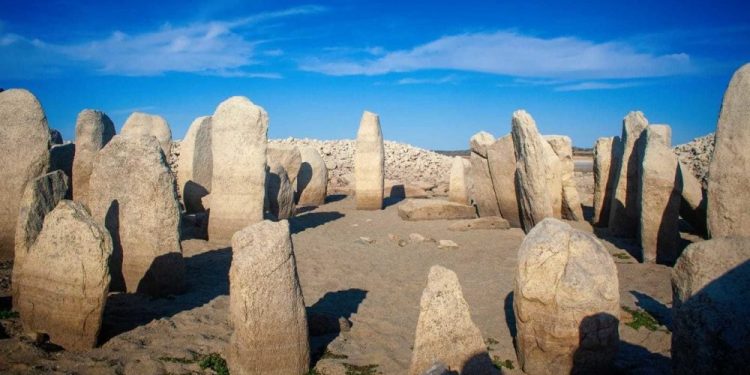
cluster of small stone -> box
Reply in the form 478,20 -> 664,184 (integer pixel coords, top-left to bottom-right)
673,132 -> 715,188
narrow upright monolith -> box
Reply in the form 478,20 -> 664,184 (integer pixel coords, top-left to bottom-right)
355,111 -> 385,210
72,109 -> 116,205
178,116 -> 212,213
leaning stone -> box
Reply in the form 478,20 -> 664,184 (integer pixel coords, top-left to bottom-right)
177,116 -> 212,213
469,150 -> 501,217
448,157 -> 472,205
678,162 -> 707,236
546,135 -> 583,221
469,131 -> 495,158
448,216 -> 510,231
265,164 -> 296,220
0,89 -> 51,259
49,143 -> 75,191
297,146 -> 328,206
227,220 -> 309,374
16,200 -> 112,351
487,134 -> 521,227
707,63 -> 750,237
208,96 -> 268,241
593,137 -> 619,226
12,170 -> 69,306
514,218 -> 619,375
638,127 -> 682,264
121,112 -> 172,157
88,135 -> 185,296
355,111 -> 385,210
608,111 -> 649,237
408,265 -> 492,375
72,109 -> 116,205
268,145 -> 302,186
398,199 -> 476,221
671,237 -> 750,375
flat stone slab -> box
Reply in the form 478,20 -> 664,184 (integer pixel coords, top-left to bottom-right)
448,216 -> 510,231
398,199 -> 476,221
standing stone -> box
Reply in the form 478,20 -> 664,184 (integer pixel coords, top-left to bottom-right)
121,112 -> 172,157
514,218 -> 620,375
0,89 -> 51,259
209,97 -> 268,241
88,135 -> 184,296
469,131 -> 501,217
638,128 -> 682,264
469,131 -> 495,158
487,135 -> 522,227
546,135 -> 584,221
355,111 -> 385,210
227,220 -> 309,375
408,265 -> 493,375
609,111 -> 649,237
511,110 -> 554,232
707,63 -> 750,238
648,124 -> 672,147
267,145 -> 302,186
671,237 -> 750,374
297,146 -> 328,206
448,157 -> 471,205
72,109 -> 116,205
12,170 -> 69,306
678,162 -> 708,236
16,200 -> 112,351
177,116 -> 212,213
49,143 -> 75,190
265,165 -> 296,220
593,137 -> 620,227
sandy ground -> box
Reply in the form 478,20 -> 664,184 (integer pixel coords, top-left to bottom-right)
0,170 -> 676,375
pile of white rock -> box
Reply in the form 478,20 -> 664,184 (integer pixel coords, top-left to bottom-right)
673,132 -> 715,188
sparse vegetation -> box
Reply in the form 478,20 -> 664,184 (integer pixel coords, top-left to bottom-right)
622,306 -> 660,331
343,363 -> 380,375
612,252 -> 631,260
0,310 -> 19,319
492,356 -> 515,370
198,353 -> 229,375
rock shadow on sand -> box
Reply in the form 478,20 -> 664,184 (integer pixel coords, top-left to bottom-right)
307,288 -> 368,365
289,211 -> 345,234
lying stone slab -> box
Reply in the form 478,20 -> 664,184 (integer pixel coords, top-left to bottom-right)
448,216 -> 510,231
398,199 -> 476,221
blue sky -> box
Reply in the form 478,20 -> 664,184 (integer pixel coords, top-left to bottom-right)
1,0 -> 749,149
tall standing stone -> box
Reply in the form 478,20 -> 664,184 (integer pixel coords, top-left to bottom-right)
297,146 -> 328,206
593,137 -> 619,227
648,124 -> 672,147
678,162 -> 708,236
88,135 -> 184,296
49,143 -> 75,190
267,145 -> 302,186
177,116 -> 212,213
355,111 -> 385,210
609,111 -> 649,237
671,237 -> 750,374
469,131 -> 502,217
265,165 -> 296,220
546,135 -> 584,221
209,97 -> 268,241
121,112 -> 173,157
448,156 -> 471,205
16,200 -> 112,351
12,170 -> 69,305
638,127 -> 681,264
408,265 -> 493,375
511,110 -> 554,232
707,63 -> 750,238
227,220 -> 309,374
487,135 -> 522,227
72,109 -> 116,205
0,89 -> 51,259
514,218 -> 620,375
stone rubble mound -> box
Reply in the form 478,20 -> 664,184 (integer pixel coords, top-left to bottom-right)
673,133 -> 714,188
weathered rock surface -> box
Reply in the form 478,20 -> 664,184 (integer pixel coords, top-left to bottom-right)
593,137 -> 619,227
398,199 -> 476,221
209,96 -> 268,241
469,131 -> 495,158
267,145 -> 302,186
0,89 -> 51,259
546,135 -> 583,221
447,216 -> 510,231
408,265 -> 492,375
514,218 -> 619,375
511,110 -> 554,232
16,200 -> 112,351
177,116 -> 212,213
72,109 -> 116,205
707,63 -> 750,238
638,128 -> 681,264
673,133 -> 714,188
648,124 -> 672,147
448,157 -> 471,205
228,220 -> 309,375
678,162 -> 708,236
609,111 -> 649,237
266,165 -> 296,220
385,181 -> 429,199
487,134 -> 521,227
354,111 -> 385,210
88,135 -> 184,296
49,143 -> 75,190
671,237 -> 750,375
297,146 -> 328,206
121,112 -> 172,157
469,152 -> 502,218
12,170 -> 69,305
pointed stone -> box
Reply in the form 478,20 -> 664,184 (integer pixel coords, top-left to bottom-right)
121,112 -> 172,157
178,116 -> 212,213
487,134 -> 521,227
355,111 -> 385,210
228,220 -> 309,375
448,157 -> 471,205
297,146 -> 328,206
593,137 -> 620,227
408,265 -> 493,375
0,89 -> 51,259
609,111 -> 649,237
266,164 -> 296,220
209,97 -> 268,241
72,109 -> 116,205
546,135 -> 584,221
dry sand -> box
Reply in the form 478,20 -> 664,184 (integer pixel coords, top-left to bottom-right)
0,170 -> 675,374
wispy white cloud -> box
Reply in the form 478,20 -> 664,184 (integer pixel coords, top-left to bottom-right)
554,81 -> 643,91
397,75 -> 458,85
301,31 -> 695,80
